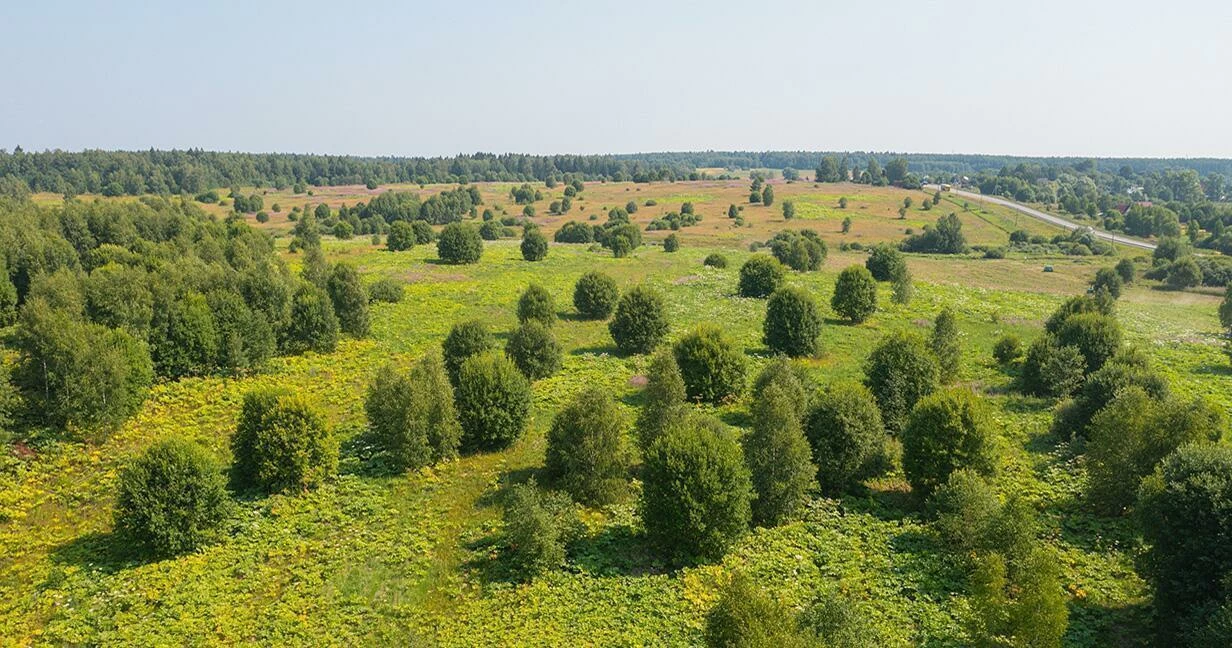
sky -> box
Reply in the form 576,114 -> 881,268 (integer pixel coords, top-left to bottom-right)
2,0 -> 1230,159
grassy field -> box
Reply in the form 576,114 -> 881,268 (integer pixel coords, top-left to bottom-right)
2,183 -> 1225,645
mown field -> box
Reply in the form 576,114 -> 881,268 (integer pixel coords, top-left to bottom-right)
3,181 -> 1227,646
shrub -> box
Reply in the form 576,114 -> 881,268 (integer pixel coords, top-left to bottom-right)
1019,335 -> 1085,397
1054,312 -> 1121,373
368,277 -> 404,303
769,229 -> 827,271
992,335 -> 1022,364
572,271 -> 618,320
502,480 -> 579,581
365,355 -> 461,471
327,262 -> 370,338
207,289 -> 275,374
891,270 -> 914,305
745,380 -> 815,526
545,387 -> 632,505
332,221 -> 353,240
806,381 -> 886,493
738,255 -> 785,298
1166,256 -> 1203,289
1053,350 -> 1170,438
1044,293 -> 1113,334
901,388 -> 996,498
505,321 -> 562,380
554,220 -> 594,243
673,324 -> 746,404
636,350 -> 688,450
662,232 -> 680,252
410,220 -> 434,243
929,308 -> 961,383
1138,445 -> 1232,641
967,547 -> 1069,648
150,291 -> 217,377
455,352 -> 532,452
705,574 -> 803,647
751,357 -> 810,421
285,282 -> 339,354
1086,388 -> 1222,515
1115,257 -> 1136,284
442,319 -> 492,384
115,438 -> 229,557
865,244 -> 907,281
231,388 -> 337,494
863,331 -> 939,433
641,415 -> 752,564
762,286 -> 822,357
387,220 -> 416,251
1092,267 -> 1123,299
1221,285 -> 1232,329
436,223 -> 483,264
516,283 -> 556,327
609,285 -> 669,354
521,228 -> 548,261
703,253 -> 728,268
831,265 -> 878,323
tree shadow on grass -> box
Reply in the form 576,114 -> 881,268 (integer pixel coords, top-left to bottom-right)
567,522 -> 668,578
1065,598 -> 1154,648
1193,363 -> 1232,377
570,342 -> 620,356
49,530 -> 145,576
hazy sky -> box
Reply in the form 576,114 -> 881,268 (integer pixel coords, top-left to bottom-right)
2,0 -> 1230,158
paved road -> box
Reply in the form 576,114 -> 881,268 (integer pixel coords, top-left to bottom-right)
933,186 -> 1156,251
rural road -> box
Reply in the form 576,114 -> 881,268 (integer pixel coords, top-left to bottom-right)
931,186 -> 1157,251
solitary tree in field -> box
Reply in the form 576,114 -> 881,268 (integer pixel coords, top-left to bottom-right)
831,266 -> 878,323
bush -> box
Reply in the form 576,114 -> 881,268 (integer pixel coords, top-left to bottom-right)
891,270 -> 914,305
1054,312 -> 1121,373
115,438 -> 229,557
1092,267 -> 1123,299
1053,350 -> 1170,438
967,547 -> 1069,648
572,271 -> 618,320
1166,256 -> 1203,289
207,290 -> 275,374
410,220 -> 434,243
1044,293 -> 1114,334
333,221 -> 353,240
992,335 -> 1022,364
387,220 -> 416,251
751,357 -> 810,421
327,262 -> 370,338
673,324 -> 746,404
865,244 -> 907,281
901,388 -> 996,498
231,388 -> 337,494
769,229 -> 827,271
738,255 -> 785,298
365,355 -> 461,471
831,265 -> 878,323
609,284 -> 669,354
705,574 -> 803,647
641,415 -> 752,564
442,319 -> 492,384
285,282 -> 340,354
505,321 -> 562,380
516,283 -> 556,327
1115,257 -> 1136,284
1019,335 -> 1086,397
661,232 -> 680,253
762,286 -> 822,357
745,380 -> 815,526
703,253 -> 728,268
806,381 -> 886,493
368,278 -> 404,303
436,223 -> 483,264
502,480 -> 579,581
1086,388 -> 1221,515
863,331 -> 939,433
150,291 -> 217,378
545,387 -> 632,505
636,350 -> 688,450
521,228 -> 548,261
455,352 -> 532,452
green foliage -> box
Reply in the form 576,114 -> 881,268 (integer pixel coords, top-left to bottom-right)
285,282 -> 339,354
1115,257 -> 1136,284
663,233 -> 680,253
442,319 -> 492,385
704,574 -> 804,647
332,221 -> 353,240
502,480 -> 579,581
367,277 -> 404,303
703,253 -> 728,268
328,262 -> 370,338
545,387 -> 632,506
672,324 -> 746,404
641,415 -> 752,565
230,388 -> 337,494
1221,285 -> 1232,330
84,262 -> 153,336
365,354 -> 461,472
115,438 -> 229,558
436,223 -> 483,264
505,321 -> 562,380
769,229 -> 827,271
386,221 -> 416,251
636,350 -> 688,451
930,308 -> 961,383
763,286 -> 822,357
865,244 -> 907,282
521,228 -> 548,262
1020,335 -> 1085,397
992,335 -> 1022,364
517,283 -> 556,327
891,269 -> 914,305
738,255 -> 785,298
150,291 -> 217,378
572,271 -> 619,320
750,357 -> 810,421
902,213 -> 966,254
14,298 -> 153,436
1053,350 -> 1170,438
806,381 -> 886,493
299,244 -> 330,289
863,331 -> 939,433
745,381 -> 815,526
831,265 -> 878,323
1091,267 -> 1123,299
609,284 -> 669,355
454,352 -> 532,452
1054,312 -> 1121,374
1044,293 -> 1113,335
206,289 -> 274,374
966,547 -> 1069,648
1166,256 -> 1203,289
901,388 -> 996,498
1086,387 -> 1222,515
781,200 -> 796,220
